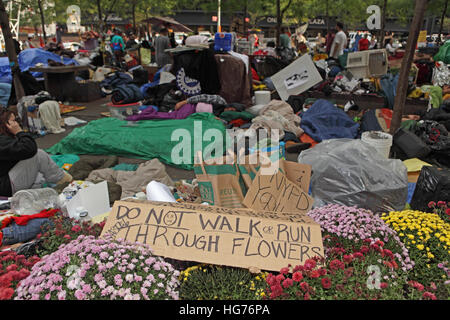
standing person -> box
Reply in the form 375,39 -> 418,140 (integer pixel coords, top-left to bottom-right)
0,110 -> 72,197
169,31 -> 177,48
358,33 -> 369,51
154,28 -> 172,68
329,22 -> 347,59
110,29 -> 126,67
22,35 -> 35,50
125,33 -> 138,49
325,30 -> 335,55
279,27 -> 291,48
56,24 -> 64,44
385,38 -> 397,56
369,34 -> 377,49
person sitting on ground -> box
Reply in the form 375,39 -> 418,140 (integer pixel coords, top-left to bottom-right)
0,110 -> 72,197
385,38 -> 397,56
358,33 -> 369,51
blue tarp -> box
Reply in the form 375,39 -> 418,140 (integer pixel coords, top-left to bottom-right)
18,48 -> 79,78
0,49 -> 79,84
0,57 -> 12,84
300,99 -> 360,142
0,83 -> 12,107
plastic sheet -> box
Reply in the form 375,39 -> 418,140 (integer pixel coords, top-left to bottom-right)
432,61 -> 450,87
298,139 -> 408,213
410,166 -> 450,212
18,48 -> 79,78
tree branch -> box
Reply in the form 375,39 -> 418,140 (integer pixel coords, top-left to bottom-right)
281,0 -> 294,18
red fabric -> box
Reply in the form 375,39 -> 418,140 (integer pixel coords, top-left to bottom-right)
379,108 -> 393,129
229,119 -> 247,127
251,68 -> 260,81
0,209 -> 58,231
253,49 -> 268,56
300,133 -> 318,147
358,38 -> 369,51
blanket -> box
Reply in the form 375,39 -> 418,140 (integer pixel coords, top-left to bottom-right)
87,159 -> 174,198
126,103 -> 196,121
111,84 -> 143,104
300,99 -> 359,142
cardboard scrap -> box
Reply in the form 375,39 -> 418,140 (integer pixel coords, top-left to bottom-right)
242,168 -> 313,214
100,200 -> 324,272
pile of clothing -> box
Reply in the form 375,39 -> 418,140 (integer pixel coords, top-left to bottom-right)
17,91 -> 65,134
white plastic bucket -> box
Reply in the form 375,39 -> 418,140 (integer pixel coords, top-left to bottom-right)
361,131 -> 393,159
254,91 -> 271,106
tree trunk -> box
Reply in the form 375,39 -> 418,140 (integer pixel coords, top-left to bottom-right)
37,0 -> 47,43
132,2 -> 136,33
0,1 -> 25,115
243,1 -> 248,38
97,0 -> 103,32
379,0 -> 388,49
439,0 -> 448,43
390,0 -> 429,135
276,0 -> 281,47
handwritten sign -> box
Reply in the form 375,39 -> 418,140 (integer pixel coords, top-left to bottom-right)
282,161 -> 311,193
101,200 -> 324,272
243,168 -> 314,214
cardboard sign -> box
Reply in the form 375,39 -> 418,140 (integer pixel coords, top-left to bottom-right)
281,161 -> 312,193
242,168 -> 314,214
271,54 -> 323,101
100,200 -> 324,272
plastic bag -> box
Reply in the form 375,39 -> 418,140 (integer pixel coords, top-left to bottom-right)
298,139 -> 408,213
434,40 -> 450,64
410,166 -> 450,212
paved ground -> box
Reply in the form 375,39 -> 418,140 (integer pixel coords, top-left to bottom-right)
35,97 -> 300,182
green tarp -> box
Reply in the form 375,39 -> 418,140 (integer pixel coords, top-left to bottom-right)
46,113 -> 227,170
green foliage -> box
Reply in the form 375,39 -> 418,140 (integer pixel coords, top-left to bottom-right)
36,213 -> 105,258
179,264 -> 269,300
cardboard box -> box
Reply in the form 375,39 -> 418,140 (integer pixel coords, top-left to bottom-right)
101,200 -> 324,272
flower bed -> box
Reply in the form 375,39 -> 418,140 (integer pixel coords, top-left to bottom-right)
381,209 -> 450,298
37,213 -> 105,257
15,235 -> 180,300
179,264 -> 268,300
307,204 -> 413,271
264,241 -> 438,300
0,251 -> 40,300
